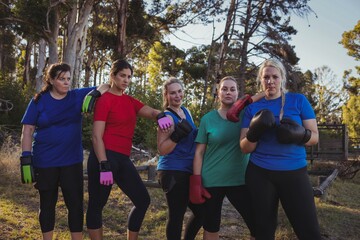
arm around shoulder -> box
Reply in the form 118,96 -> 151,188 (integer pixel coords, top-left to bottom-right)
96,83 -> 111,95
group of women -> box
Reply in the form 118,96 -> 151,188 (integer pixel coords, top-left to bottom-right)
20,58 -> 321,240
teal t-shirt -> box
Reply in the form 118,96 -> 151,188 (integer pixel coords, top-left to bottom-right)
195,109 -> 249,187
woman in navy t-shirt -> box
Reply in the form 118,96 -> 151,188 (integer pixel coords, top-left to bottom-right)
21,62 -> 109,240
240,59 -> 321,240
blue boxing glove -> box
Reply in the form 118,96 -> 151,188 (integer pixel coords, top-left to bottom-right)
20,151 -> 35,184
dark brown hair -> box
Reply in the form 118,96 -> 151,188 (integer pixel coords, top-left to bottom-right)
34,62 -> 71,102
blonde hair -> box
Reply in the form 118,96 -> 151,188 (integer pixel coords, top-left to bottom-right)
257,59 -> 288,93
162,77 -> 184,109
257,59 -> 287,120
218,76 -> 238,88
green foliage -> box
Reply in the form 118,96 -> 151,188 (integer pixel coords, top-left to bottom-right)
340,20 -> 360,61
340,21 -> 360,138
82,114 -> 94,150
342,96 -> 360,138
0,74 -> 33,125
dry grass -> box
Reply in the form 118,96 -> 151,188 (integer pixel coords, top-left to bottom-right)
0,137 -> 359,240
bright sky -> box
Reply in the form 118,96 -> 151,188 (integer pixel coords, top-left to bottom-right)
167,0 -> 360,79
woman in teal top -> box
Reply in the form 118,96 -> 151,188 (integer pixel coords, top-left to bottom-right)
191,76 -> 263,240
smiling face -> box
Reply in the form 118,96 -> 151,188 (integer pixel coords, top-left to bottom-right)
110,68 -> 132,93
166,83 -> 184,108
260,66 -> 282,99
218,79 -> 238,106
50,71 -> 71,97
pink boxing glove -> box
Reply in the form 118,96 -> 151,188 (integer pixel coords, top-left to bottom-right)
157,112 -> 173,130
99,160 -> 113,186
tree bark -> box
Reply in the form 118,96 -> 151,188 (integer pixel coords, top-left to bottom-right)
35,39 -> 47,92
116,0 -> 129,59
63,0 -> 94,88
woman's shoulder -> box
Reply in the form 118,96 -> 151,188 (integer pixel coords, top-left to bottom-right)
201,109 -> 217,119
285,92 -> 305,98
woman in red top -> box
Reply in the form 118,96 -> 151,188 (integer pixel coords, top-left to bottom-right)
86,59 -> 171,240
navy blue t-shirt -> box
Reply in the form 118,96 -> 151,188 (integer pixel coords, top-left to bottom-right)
21,87 -> 95,168
157,106 -> 197,173
241,92 -> 316,171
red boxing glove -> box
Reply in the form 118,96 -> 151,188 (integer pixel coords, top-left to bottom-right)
226,94 -> 253,122
189,175 -> 211,204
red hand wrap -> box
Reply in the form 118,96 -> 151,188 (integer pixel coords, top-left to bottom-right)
226,94 -> 253,122
189,175 -> 211,204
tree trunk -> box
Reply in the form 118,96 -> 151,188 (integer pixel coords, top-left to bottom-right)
35,39 -> 47,92
116,0 -> 129,59
22,39 -> 32,86
46,4 -> 60,64
63,0 -> 94,88
216,0 -> 236,80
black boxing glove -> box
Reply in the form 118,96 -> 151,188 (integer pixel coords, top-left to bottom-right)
170,119 -> 192,143
246,109 -> 276,143
276,118 -> 311,145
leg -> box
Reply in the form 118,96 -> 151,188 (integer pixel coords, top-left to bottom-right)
276,167 -> 321,240
246,162 -> 279,240
201,187 -> 225,240
226,185 -> 256,238
60,163 -> 84,239
127,230 -> 139,240
42,231 -> 54,240
86,150 -> 112,239
38,189 -> 58,235
35,167 -> 61,238
185,202 -> 204,240
158,171 -> 189,240
113,152 -> 150,238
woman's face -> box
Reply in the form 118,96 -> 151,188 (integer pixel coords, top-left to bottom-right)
111,68 -> 132,92
50,71 -> 71,96
218,80 -> 238,106
261,66 -> 282,99
166,83 -> 184,107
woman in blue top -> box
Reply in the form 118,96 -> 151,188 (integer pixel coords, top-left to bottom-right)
240,59 -> 321,240
157,77 -> 204,240
20,62 -> 109,240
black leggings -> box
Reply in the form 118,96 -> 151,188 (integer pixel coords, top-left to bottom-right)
158,170 -> 204,240
86,149 -> 150,231
246,161 -> 321,240
202,185 -> 256,236
34,162 -> 84,233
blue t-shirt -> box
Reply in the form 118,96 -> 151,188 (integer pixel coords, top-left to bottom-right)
157,106 -> 197,173
241,92 -> 316,171
21,87 -> 95,168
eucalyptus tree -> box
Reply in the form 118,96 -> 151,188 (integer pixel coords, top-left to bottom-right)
0,0 -> 17,77
340,20 -> 360,138
311,66 -> 344,123
215,0 -> 314,94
